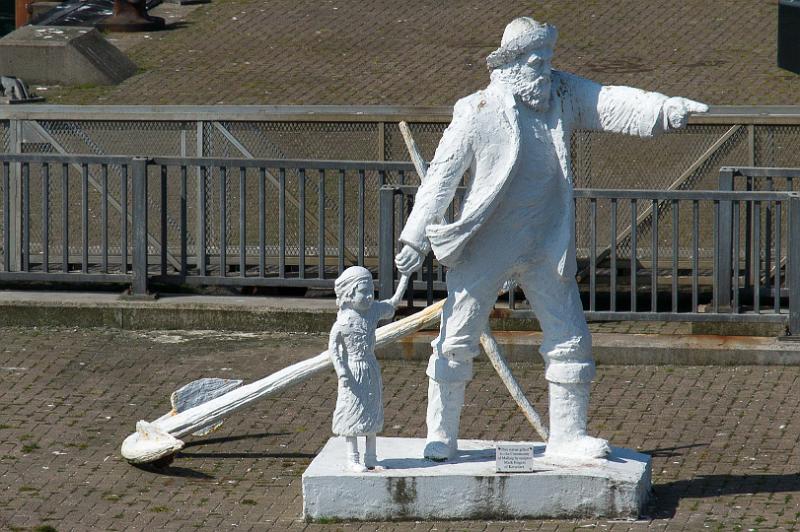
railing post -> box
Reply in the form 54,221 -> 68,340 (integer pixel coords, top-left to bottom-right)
7,119 -> 21,271
131,158 -> 150,296
378,186 -> 396,301
377,121 -> 386,161
789,195 -> 800,335
718,168 -> 735,310
196,121 -> 205,274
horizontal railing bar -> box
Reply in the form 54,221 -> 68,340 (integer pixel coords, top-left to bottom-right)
150,157 -> 416,172
0,155 -> 418,173
687,106 -> 800,125
722,166 -> 800,178
0,104 -> 796,125
0,104 -> 456,123
388,184 -> 797,202
500,309 -> 786,322
154,275 -> 338,289
0,273 -> 132,282
584,312 -> 786,322
573,190 -> 796,201
0,154 -> 135,165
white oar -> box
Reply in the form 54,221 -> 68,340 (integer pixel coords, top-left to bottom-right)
121,277 -> 436,465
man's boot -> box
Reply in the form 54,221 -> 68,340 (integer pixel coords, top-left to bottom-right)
423,378 -> 466,461
545,381 -> 610,459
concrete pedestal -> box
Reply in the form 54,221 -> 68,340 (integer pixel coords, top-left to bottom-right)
303,437 -> 651,521
0,26 -> 136,85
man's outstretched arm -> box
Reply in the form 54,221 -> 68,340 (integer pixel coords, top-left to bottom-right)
560,71 -> 708,137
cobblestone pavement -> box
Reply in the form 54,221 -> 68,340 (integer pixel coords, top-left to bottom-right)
1,326 -> 800,531
44,1 -> 800,106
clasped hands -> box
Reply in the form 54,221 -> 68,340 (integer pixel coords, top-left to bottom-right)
395,244 -> 425,276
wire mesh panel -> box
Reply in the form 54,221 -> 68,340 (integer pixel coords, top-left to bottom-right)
572,124 -> 751,262
34,120 -> 197,157
384,122 -> 447,163
0,121 -> 9,153
147,158 -> 419,286
754,126 -> 800,167
207,121 -> 383,160
0,155 -> 134,281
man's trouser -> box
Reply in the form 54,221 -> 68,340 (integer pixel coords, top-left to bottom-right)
425,258 -> 593,454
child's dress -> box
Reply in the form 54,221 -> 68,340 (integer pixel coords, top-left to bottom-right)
329,301 -> 395,436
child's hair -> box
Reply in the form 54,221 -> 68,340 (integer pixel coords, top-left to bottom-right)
334,266 -> 374,307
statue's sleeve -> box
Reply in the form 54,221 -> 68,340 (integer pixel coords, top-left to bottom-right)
398,97 -> 475,252
561,71 -> 670,138
327,325 -> 348,379
375,300 -> 396,320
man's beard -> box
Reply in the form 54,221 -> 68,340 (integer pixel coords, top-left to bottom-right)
491,66 -> 551,112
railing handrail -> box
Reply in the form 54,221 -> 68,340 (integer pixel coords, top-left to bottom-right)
0,105 -> 456,123
572,189 -> 799,201
150,157 -> 416,171
720,166 -> 800,179
3,104 -> 800,125
0,154 -> 419,172
0,154 -> 138,165
385,184 -> 800,202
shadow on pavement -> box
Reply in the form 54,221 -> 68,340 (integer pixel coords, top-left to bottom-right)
648,473 -> 800,518
182,431 -> 291,448
161,21 -> 191,31
175,431 -> 314,460
133,463 -> 215,479
177,450 -> 316,459
640,443 -> 708,457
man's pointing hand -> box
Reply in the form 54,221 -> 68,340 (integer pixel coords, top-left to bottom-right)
663,97 -> 709,130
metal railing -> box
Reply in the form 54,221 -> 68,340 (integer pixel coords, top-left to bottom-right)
378,184 -> 800,334
5,152 -> 800,334
0,154 -> 418,293
717,166 -> 800,312
8,105 -> 800,270
1,154 -> 136,286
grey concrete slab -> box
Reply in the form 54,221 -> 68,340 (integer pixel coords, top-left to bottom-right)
0,26 -> 136,85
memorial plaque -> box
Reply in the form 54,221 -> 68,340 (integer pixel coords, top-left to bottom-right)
495,443 -> 534,473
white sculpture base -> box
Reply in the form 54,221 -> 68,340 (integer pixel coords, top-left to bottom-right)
302,437 -> 651,521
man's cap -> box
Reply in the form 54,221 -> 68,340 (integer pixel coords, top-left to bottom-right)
486,17 -> 558,70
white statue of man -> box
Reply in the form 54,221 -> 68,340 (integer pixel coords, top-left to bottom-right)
395,17 -> 707,461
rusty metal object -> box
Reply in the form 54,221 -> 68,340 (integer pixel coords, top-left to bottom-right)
97,0 -> 164,32
15,0 -> 30,27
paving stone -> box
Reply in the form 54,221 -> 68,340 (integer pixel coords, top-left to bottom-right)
42,1 -> 800,106
0,326 -> 799,530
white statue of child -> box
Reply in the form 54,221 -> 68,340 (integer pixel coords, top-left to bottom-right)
329,266 -> 401,472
